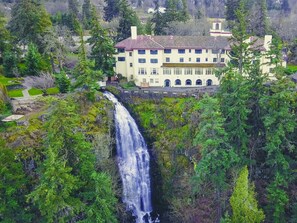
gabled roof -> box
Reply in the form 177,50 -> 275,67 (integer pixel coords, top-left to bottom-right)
115,35 -> 231,51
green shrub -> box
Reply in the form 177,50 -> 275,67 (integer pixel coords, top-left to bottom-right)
56,72 -> 70,93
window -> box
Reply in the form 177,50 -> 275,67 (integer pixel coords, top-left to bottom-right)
178,49 -> 185,54
129,52 -> 132,56
151,68 -> 158,75
143,78 -> 147,83
195,49 -> 202,54
213,58 -> 217,63
196,58 -> 200,62
175,79 -> 181,85
206,49 -> 208,53
207,79 -> 212,86
195,68 -> 203,75
221,49 -> 225,54
130,75 -> 134,79
189,58 -> 191,62
155,79 -> 159,83
138,50 -> 145,54
212,49 -> 219,54
180,58 -> 184,62
118,48 -> 125,53
185,79 -> 192,85
221,58 -> 225,63
138,68 -> 147,75
174,68 -> 182,75
205,58 -> 208,62
163,68 -> 171,75
150,50 -> 158,55
215,23 -> 220,30
196,79 -> 202,85
185,68 -> 192,75
150,59 -> 158,63
118,57 -> 125,61
189,49 -> 191,53
164,49 -> 171,54
138,58 -> 146,63
130,63 -> 133,67
206,68 -> 212,75
166,57 -> 170,62
150,78 -> 154,84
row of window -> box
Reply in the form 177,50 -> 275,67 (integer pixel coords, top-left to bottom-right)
118,57 -> 225,63
118,48 -> 226,54
163,79 -> 213,86
141,78 -> 213,86
138,68 -> 159,75
163,68 -> 213,75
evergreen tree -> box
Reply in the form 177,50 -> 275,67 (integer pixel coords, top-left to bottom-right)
217,69 -> 250,161
3,49 -> 18,77
250,0 -> 268,37
88,8 -> 115,77
152,0 -> 167,35
0,12 -> 10,60
0,146 -> 31,222
116,0 -> 143,41
25,43 -> 43,76
56,71 -> 70,93
75,31 -> 102,100
103,0 -> 120,22
193,94 -> 238,220
225,0 -> 240,27
9,0 -> 52,48
82,0 -> 92,29
68,0 -> 79,17
230,166 -> 265,223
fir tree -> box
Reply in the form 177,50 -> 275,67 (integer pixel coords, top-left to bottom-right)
25,43 -> 43,76
82,0 -> 92,29
193,94 -> 238,220
230,166 -> 265,223
88,8 -> 115,77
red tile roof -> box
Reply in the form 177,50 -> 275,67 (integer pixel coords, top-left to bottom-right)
115,35 -> 266,51
115,35 -> 231,50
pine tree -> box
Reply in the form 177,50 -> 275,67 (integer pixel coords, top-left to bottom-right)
230,166 -> 265,223
0,12 -> 10,59
152,0 -> 167,35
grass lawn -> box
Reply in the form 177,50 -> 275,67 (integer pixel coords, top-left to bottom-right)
29,88 -> 43,96
8,89 -> 23,97
288,64 -> 297,73
46,87 -> 59,95
0,75 -> 22,86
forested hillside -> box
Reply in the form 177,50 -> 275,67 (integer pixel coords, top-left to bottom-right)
0,0 -> 297,222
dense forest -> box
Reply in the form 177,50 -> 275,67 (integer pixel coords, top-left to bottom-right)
0,0 -> 297,222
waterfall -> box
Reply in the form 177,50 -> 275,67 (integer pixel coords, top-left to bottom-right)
104,92 -> 157,223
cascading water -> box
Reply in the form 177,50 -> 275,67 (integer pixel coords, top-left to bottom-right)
104,92 -> 157,223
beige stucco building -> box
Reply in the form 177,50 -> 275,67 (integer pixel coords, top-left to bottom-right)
114,25 -> 280,88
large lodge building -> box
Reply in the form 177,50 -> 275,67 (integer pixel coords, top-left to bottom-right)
114,22 -> 278,88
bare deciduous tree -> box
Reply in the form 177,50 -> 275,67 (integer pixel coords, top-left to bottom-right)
26,72 -> 55,95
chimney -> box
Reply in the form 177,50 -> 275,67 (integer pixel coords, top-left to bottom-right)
264,35 -> 272,50
131,26 -> 137,40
